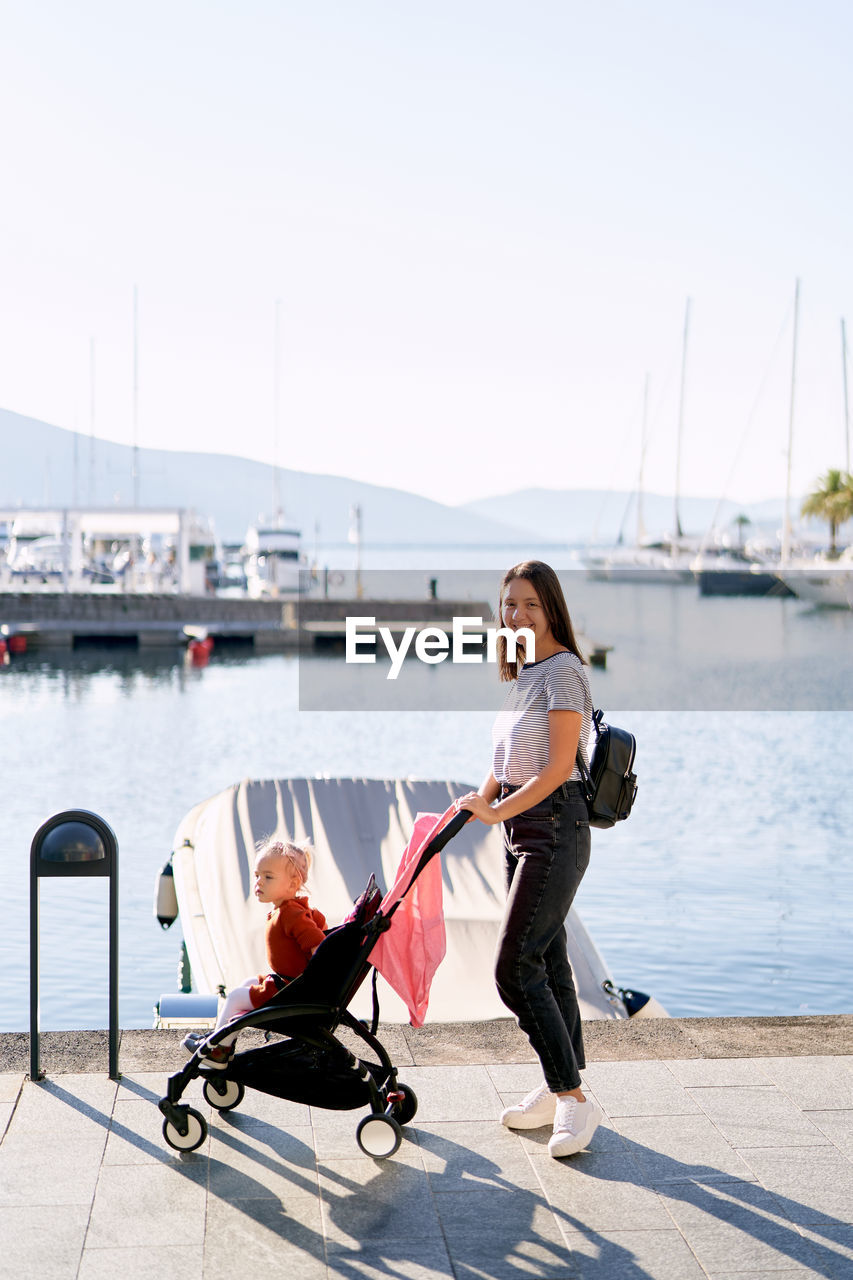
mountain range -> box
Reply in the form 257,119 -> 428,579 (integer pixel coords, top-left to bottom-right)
0,406 -> 791,546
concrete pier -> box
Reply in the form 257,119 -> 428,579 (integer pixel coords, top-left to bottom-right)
1,1017 -> 851,1278
0,594 -> 491,651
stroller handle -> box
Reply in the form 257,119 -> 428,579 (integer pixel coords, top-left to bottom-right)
406,808 -> 470,884
423,808 -> 470,856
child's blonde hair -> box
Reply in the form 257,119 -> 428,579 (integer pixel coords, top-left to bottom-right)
257,836 -> 313,889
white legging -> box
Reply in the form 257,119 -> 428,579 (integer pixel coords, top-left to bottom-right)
214,978 -> 257,1049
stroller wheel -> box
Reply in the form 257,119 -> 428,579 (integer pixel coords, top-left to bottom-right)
202,1077 -> 245,1112
356,1113 -> 402,1159
391,1083 -> 418,1126
162,1107 -> 208,1153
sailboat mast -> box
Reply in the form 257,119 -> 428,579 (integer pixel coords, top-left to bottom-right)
842,318 -> 850,476
636,372 -> 650,546
88,337 -> 96,506
132,284 -> 140,507
273,298 -> 283,525
781,278 -> 800,565
674,297 -> 691,543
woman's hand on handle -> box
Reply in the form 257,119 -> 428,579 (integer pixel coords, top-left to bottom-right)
454,791 -> 503,826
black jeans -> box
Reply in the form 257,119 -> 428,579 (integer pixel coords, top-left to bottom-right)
495,782 -> 591,1093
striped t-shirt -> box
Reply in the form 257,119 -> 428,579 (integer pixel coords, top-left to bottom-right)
492,651 -> 592,786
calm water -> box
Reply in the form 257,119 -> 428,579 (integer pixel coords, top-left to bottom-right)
2,558 -> 851,1030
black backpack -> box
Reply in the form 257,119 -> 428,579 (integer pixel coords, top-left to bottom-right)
576,709 -> 637,829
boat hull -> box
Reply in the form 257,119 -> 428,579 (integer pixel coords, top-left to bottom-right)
169,776 -> 641,1022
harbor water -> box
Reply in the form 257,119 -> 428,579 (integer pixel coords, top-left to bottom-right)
1,555 -> 852,1032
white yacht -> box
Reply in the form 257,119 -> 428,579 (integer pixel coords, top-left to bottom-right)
244,521 -> 302,596
775,547 -> 853,608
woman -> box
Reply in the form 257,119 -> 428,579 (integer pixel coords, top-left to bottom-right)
455,560 -> 604,1158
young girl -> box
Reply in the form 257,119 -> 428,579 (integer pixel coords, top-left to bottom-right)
183,837 -> 326,1066
454,560 -> 604,1159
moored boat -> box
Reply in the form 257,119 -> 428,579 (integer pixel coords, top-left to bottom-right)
155,776 -> 667,1026
775,547 -> 853,608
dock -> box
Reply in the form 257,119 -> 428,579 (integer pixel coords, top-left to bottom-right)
1,1016 -> 851,1278
0,594 -> 493,652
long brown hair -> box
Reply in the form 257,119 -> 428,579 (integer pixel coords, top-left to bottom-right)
496,560 -> 586,681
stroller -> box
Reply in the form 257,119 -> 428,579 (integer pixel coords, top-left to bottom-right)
158,809 -> 467,1159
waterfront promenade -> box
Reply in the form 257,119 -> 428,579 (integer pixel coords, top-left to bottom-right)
1,1017 -> 852,1279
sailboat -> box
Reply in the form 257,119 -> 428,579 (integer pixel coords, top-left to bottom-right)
245,299 -> 304,597
694,283 -> 801,598
774,316 -> 853,608
586,302 -> 695,583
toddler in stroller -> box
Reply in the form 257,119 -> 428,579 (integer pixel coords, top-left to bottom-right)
181,837 -> 326,1067
158,806 -> 467,1159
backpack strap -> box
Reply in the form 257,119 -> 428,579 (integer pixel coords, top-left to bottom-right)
575,707 -> 601,801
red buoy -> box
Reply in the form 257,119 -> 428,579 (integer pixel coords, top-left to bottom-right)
187,639 -> 210,666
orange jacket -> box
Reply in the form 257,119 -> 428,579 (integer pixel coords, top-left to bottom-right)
266,895 -> 327,975
249,895 -> 327,1007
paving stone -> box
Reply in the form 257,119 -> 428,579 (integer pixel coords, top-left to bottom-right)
559,1227 -> 709,1279
614,1112 -> 757,1182
528,1149 -> 675,1231
318,1157 -> 443,1245
85,1161 -> 208,1248
447,1236 -> 578,1280
309,1103 -> 420,1163
578,1059 -> 701,1121
701,1264 -> 824,1274
414,1119 -> 542,1190
657,1177 -> 825,1273
0,1134 -> 106,1207
581,1060 -> 702,1117
740,1146 -> 853,1226
0,1103 -> 15,1142
690,1085 -> 831,1148
0,1074 -> 24,1103
325,1240 -> 455,1278
805,1109 -> 853,1158
203,1195 -> 328,1274
705,1271 -> 824,1279
380,1063 -> 502,1122
664,1057 -> 776,1088
485,1062 -> 548,1093
10,1075 -> 117,1135
104,1097 -> 188,1165
795,1223 -> 853,1278
755,1056 -> 853,1111
78,1244 -> 204,1279
207,1123 -> 319,1199
114,1070 -> 170,1101
0,1203 -> 89,1280
431,1183 -> 564,1243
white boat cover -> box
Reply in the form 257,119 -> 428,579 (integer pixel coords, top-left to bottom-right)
171,777 -> 628,1023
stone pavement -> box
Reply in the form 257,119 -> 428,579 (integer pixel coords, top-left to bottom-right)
1,1021 -> 852,1279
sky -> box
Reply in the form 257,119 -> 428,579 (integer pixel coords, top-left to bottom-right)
1,0 -> 851,511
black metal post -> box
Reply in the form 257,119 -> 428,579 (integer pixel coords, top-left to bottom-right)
29,811 -> 120,1081
29,874 -> 41,1081
109,851 -> 119,1079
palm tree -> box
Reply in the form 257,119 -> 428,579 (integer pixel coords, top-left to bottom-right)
733,513 -> 751,550
800,469 -> 853,556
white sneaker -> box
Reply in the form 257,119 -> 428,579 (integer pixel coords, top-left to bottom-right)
500,1082 -> 557,1130
548,1096 -> 604,1158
